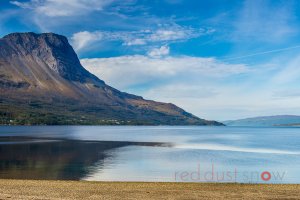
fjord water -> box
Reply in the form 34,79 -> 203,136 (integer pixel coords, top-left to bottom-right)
1,126 -> 300,183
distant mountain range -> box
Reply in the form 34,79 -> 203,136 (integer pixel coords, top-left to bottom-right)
0,32 -> 223,125
223,115 -> 300,127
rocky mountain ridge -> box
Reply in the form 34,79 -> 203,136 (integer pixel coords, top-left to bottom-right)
0,32 -> 223,125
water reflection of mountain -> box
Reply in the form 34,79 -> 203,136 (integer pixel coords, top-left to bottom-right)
0,136 -> 168,180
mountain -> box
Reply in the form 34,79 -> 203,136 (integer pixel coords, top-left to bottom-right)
223,115 -> 300,127
0,32 -> 223,125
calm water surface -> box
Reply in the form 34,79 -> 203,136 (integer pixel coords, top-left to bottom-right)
1,126 -> 300,183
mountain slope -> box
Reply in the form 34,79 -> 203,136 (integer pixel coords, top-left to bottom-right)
0,32 -> 222,125
223,115 -> 300,127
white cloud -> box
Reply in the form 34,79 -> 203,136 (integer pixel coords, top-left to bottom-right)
143,83 -> 300,121
10,0 -> 114,17
146,84 -> 218,98
80,54 -> 300,120
71,31 -> 103,51
148,46 -> 170,58
123,25 -> 214,46
71,25 -> 214,51
124,38 -> 146,46
149,29 -> 190,42
80,55 -> 248,89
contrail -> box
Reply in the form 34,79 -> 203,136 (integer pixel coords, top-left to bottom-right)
221,45 -> 300,61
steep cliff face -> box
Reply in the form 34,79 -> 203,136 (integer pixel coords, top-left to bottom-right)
0,32 -> 104,99
0,32 -> 223,125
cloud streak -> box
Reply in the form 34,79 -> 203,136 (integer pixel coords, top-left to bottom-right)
71,25 -> 214,51
222,44 -> 300,61
71,31 -> 103,51
124,25 -> 215,46
10,0 -> 114,17
80,55 -> 248,89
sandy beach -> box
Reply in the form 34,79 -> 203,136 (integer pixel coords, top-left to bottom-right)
0,179 -> 299,200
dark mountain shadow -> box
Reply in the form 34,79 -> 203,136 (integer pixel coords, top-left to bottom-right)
0,136 -> 169,180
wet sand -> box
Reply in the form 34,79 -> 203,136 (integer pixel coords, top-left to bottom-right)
0,179 -> 299,200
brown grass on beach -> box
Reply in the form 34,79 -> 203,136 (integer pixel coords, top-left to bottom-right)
0,179 -> 300,200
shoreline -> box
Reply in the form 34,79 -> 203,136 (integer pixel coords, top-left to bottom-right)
1,179 -> 300,199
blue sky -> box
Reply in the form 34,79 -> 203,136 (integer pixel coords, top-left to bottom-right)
1,0 -> 300,120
